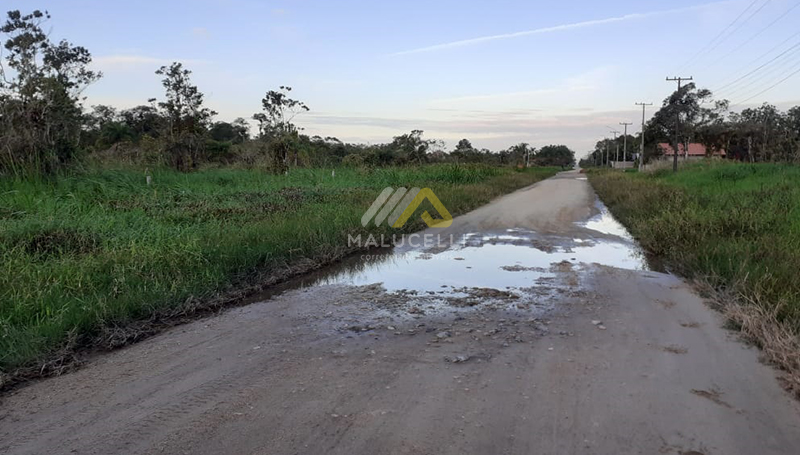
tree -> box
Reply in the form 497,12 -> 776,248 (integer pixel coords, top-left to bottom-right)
154,62 -> 216,171
97,122 -> 135,148
587,139 -> 612,167
695,100 -> 731,159
119,104 -> 165,140
735,103 -> 785,162
231,117 -> 251,143
389,130 -> 440,165
451,138 -> 485,163
508,143 -> 535,167
648,83 -> 715,171
254,86 -> 309,138
210,118 -> 249,144
0,9 -> 101,176
452,138 -> 475,157
536,145 -> 575,168
788,107 -> 800,162
252,86 -> 309,172
88,105 -> 118,129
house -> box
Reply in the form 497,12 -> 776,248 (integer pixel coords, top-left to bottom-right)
657,143 -> 726,159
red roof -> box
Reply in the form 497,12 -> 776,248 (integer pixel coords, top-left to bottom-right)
658,143 -> 726,157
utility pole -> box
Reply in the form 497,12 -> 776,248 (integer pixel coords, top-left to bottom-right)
619,122 -> 633,164
666,76 -> 692,172
635,102 -> 653,171
604,137 -> 609,167
609,129 -> 620,167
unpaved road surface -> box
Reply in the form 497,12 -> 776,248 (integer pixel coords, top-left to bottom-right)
3,171 -> 800,454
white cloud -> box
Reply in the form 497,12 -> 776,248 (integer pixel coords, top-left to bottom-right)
391,1 -> 732,56
426,66 -> 616,108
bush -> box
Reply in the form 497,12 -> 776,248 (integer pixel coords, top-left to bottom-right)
342,154 -> 365,168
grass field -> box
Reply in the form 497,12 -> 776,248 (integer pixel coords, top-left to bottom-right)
0,164 -> 557,382
589,161 -> 800,391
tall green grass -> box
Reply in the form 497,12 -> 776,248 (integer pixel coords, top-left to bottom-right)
0,164 -> 557,379
588,161 -> 800,327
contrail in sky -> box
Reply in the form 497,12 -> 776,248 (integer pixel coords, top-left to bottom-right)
391,1 -> 732,56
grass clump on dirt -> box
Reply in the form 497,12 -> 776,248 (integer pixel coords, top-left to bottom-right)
0,164 -> 557,385
588,161 -> 800,393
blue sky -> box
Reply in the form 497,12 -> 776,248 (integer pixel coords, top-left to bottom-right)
10,0 -> 800,153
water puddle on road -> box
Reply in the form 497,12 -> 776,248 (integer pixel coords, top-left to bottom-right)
292,198 -> 646,299
251,198 -> 650,315
315,229 -> 645,295
581,200 -> 634,240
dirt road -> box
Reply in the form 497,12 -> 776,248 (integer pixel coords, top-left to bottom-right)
2,171 -> 800,454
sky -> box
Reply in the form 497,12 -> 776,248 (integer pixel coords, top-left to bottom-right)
8,0 -> 800,154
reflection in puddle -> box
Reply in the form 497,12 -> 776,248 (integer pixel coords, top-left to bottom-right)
252,197 -> 649,312
311,198 -> 647,299
317,234 -> 645,295
581,200 -> 633,240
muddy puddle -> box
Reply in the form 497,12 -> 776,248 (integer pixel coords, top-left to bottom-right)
315,229 -> 644,294
250,197 -> 650,316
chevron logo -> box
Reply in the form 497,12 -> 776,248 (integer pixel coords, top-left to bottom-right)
361,187 -> 453,228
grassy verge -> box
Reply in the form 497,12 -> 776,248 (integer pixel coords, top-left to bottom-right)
0,164 -> 558,385
588,161 -> 800,394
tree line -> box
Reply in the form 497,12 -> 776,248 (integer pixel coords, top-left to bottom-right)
0,9 -> 574,177
581,83 -> 800,168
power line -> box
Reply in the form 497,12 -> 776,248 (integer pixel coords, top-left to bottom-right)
722,49 -> 800,99
678,0 -> 763,71
725,29 -> 800,78
718,28 -> 800,87
707,0 -> 773,52
704,1 -> 800,69
734,65 -> 800,105
722,49 -> 800,98
721,45 -> 800,97
731,58 -> 800,104
715,38 -> 800,92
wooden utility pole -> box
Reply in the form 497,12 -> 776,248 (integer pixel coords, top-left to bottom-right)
635,102 -> 653,171
620,122 -> 633,163
610,130 -> 620,166
666,76 -> 692,172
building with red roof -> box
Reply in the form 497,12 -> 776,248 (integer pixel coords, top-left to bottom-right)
657,143 -> 726,159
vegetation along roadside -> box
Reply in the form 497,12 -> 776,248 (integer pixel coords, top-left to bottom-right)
588,161 -> 800,395
0,165 -> 558,389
